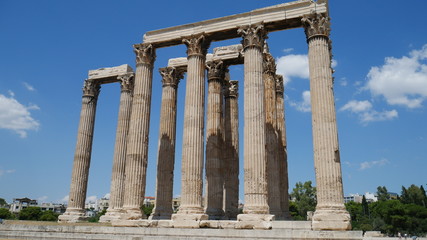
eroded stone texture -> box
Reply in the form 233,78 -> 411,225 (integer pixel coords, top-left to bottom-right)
121,43 -> 156,220
173,34 -> 210,226
263,49 -> 282,219
237,23 -> 271,225
150,67 -> 183,220
302,13 -> 351,230
223,80 -> 239,220
275,75 -> 291,219
205,60 -> 226,220
100,73 -> 135,223
59,79 -> 100,223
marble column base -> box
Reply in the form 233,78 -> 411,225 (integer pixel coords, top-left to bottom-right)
172,213 -> 209,228
98,209 -> 123,223
311,207 -> 351,231
236,214 -> 274,229
58,209 -> 88,223
120,207 -> 146,220
148,212 -> 172,220
205,207 -> 226,220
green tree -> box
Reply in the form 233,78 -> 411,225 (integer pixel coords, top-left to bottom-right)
362,195 -> 369,217
18,207 -> 42,220
39,211 -> 59,221
0,198 -> 7,207
290,181 -> 316,219
87,209 -> 106,223
0,208 -> 13,219
401,184 -> 425,206
141,205 -> 154,217
377,186 -> 389,201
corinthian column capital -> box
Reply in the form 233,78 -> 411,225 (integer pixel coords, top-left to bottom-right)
118,73 -> 135,93
237,23 -> 267,51
301,13 -> 330,41
133,43 -> 156,66
263,52 -> 276,75
159,67 -> 183,89
182,34 -> 210,57
275,75 -> 284,95
206,60 -> 225,82
224,80 -> 238,98
82,79 -> 100,98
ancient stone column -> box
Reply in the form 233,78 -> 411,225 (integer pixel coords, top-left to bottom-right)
100,73 -> 134,223
237,23 -> 273,227
223,80 -> 239,220
263,51 -> 282,219
59,79 -> 100,223
302,13 -> 351,230
172,34 -> 210,226
275,74 -> 291,219
150,67 -> 183,220
121,43 -> 156,220
205,60 -> 226,220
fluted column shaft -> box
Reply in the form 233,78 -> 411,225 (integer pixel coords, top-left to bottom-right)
223,80 -> 239,220
263,52 -> 282,218
205,61 -> 225,219
122,43 -> 156,219
59,79 -> 100,222
100,74 -> 134,222
275,75 -> 291,219
151,67 -> 182,219
302,13 -> 350,230
177,34 -> 210,215
238,24 -> 269,215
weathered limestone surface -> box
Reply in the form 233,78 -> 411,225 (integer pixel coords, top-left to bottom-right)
223,80 -> 239,220
275,75 -> 291,219
100,73 -> 135,223
88,64 -> 134,84
121,44 -> 156,220
302,13 -> 351,230
236,23 -> 272,228
150,67 -> 183,220
59,79 -> 100,223
173,34 -> 210,226
143,0 -> 327,47
263,50 -> 282,219
205,60 -> 226,220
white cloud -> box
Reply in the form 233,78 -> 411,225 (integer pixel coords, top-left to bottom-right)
340,100 -> 398,124
0,168 -> 16,177
340,100 -> 372,113
290,90 -> 311,112
339,78 -> 348,87
359,158 -> 390,170
60,195 -> 69,203
276,54 -> 309,85
366,44 -> 427,108
38,196 -> 48,202
23,82 -> 36,91
0,93 -> 40,138
86,195 -> 97,203
103,193 -> 110,199
282,48 -> 294,53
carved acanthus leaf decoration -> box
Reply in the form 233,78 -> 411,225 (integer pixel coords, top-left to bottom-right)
159,67 -> 183,88
133,43 -> 156,66
118,73 -> 135,92
224,80 -> 238,98
182,34 -> 210,57
237,23 -> 267,51
301,13 -> 330,40
206,60 -> 225,81
275,75 -> 284,94
263,53 -> 276,75
82,79 -> 101,97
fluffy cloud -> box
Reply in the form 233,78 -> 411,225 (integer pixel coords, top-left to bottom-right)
340,100 -> 398,124
276,54 -> 309,85
0,168 -> 15,177
359,158 -> 390,170
0,93 -> 40,138
86,195 -> 97,203
366,44 -> 427,108
290,90 -> 311,112
60,195 -> 69,203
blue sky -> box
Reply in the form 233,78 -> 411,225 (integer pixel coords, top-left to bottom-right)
0,0 -> 426,204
